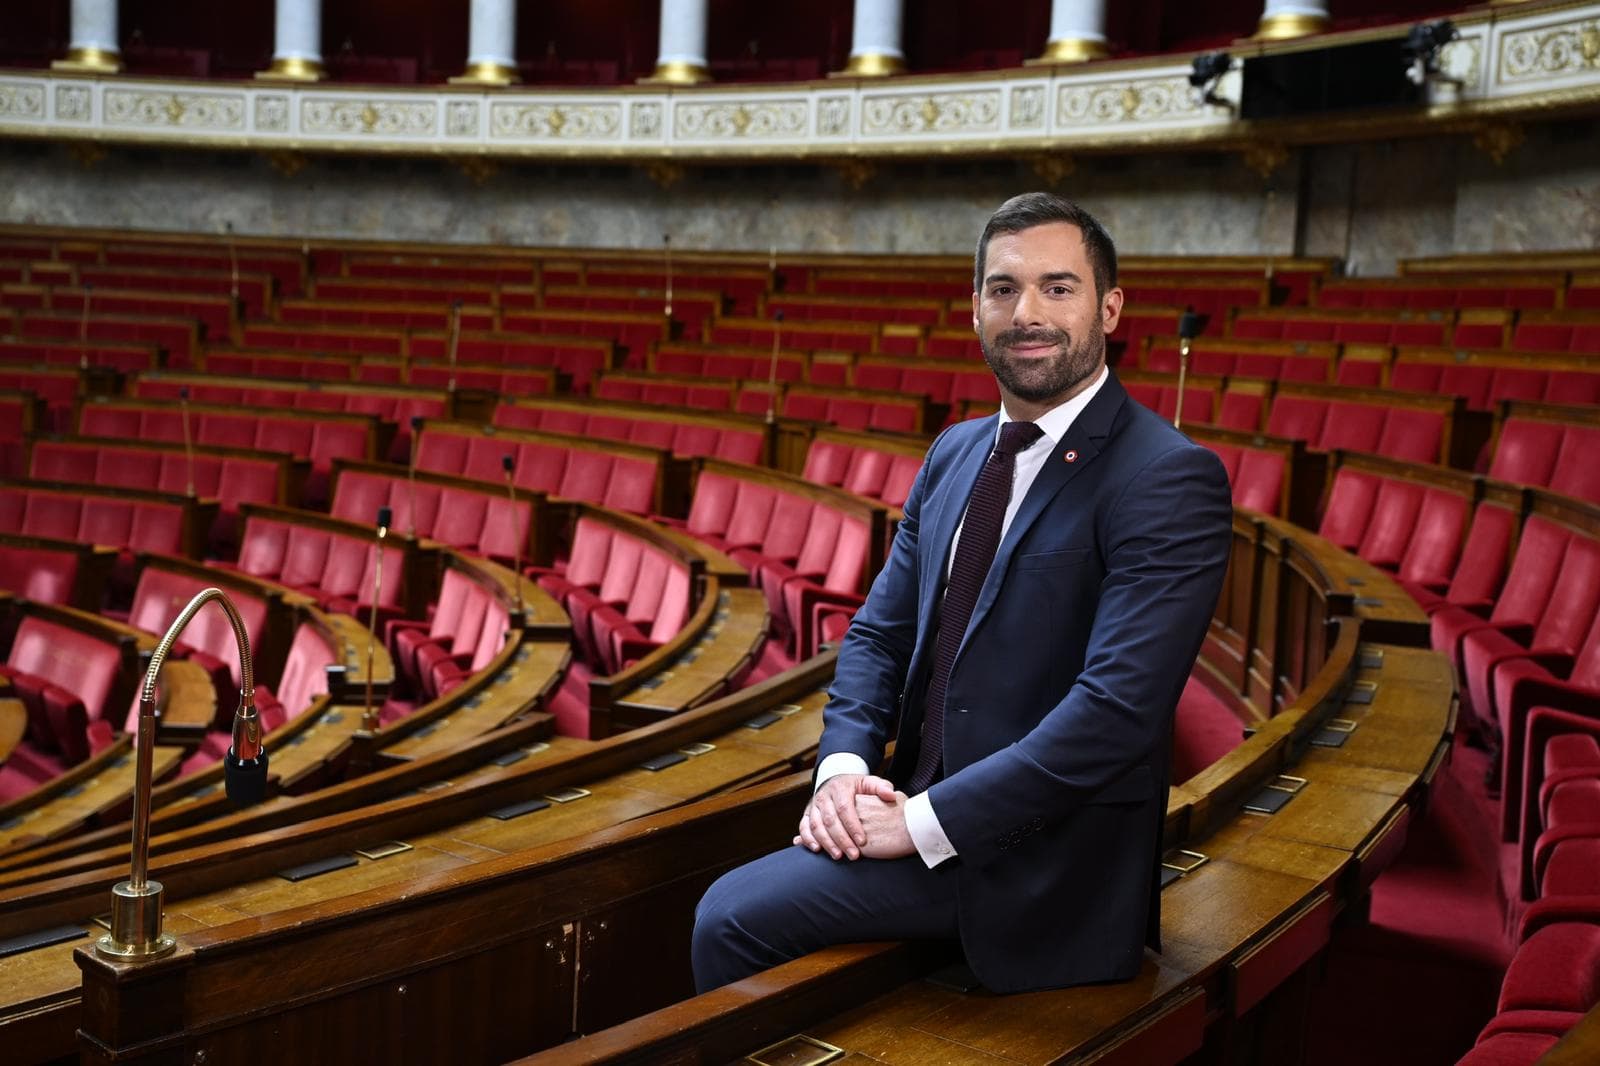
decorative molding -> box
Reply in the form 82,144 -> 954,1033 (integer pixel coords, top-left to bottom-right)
103,88 -> 246,131
0,83 -> 45,121
0,3 -> 1595,161
489,101 -> 622,140
674,99 -> 810,141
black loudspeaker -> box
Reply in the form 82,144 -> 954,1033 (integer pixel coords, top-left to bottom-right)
1240,37 -> 1422,120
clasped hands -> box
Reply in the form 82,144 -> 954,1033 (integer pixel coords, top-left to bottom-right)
794,773 -> 914,860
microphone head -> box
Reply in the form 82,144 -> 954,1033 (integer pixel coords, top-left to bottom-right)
224,746 -> 269,807
377,505 -> 392,529
179,385 -> 190,400
501,454 -> 515,474
453,298 -> 464,311
410,414 -> 424,432
775,310 -> 785,323
1178,311 -> 1207,340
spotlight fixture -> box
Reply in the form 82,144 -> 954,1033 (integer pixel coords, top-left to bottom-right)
1189,52 -> 1234,109
1402,19 -> 1457,87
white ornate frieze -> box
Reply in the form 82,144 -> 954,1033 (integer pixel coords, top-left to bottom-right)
489,100 -> 622,140
104,88 -> 246,131
301,98 -> 438,138
0,81 -> 45,122
1498,9 -> 1600,88
673,98 -> 810,141
0,2 -> 1594,158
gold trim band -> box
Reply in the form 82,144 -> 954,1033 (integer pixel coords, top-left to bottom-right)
1030,38 -> 1110,65
640,61 -> 711,86
449,61 -> 520,87
255,56 -> 326,83
1253,11 -> 1332,40
832,52 -> 907,78
52,47 -> 122,74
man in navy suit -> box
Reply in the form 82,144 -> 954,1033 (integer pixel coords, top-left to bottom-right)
692,193 -> 1233,994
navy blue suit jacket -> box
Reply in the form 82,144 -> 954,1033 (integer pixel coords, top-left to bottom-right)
816,370 -> 1233,993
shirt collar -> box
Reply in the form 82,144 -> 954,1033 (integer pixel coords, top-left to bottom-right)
996,364 -> 1109,448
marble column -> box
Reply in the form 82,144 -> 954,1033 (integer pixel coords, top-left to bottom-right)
647,0 -> 711,85
258,0 -> 325,82
52,0 -> 122,73
837,0 -> 905,77
1034,0 -> 1108,63
452,0 -> 519,85
1255,0 -> 1330,41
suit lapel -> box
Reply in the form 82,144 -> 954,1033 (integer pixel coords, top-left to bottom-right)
956,373 -> 1129,665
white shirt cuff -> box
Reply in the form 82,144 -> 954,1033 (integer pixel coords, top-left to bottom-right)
814,752 -> 869,792
906,791 -> 957,867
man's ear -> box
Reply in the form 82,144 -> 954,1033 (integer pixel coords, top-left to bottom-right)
1101,286 -> 1124,335
971,290 -> 980,336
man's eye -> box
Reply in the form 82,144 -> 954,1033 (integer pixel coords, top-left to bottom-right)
1048,286 -> 1071,296
991,286 -> 1014,297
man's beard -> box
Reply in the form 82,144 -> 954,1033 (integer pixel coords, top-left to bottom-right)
979,318 -> 1105,404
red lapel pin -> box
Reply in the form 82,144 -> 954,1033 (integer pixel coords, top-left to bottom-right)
1064,450 -> 1078,463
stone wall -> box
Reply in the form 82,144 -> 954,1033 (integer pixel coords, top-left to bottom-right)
1,119 -> 1595,274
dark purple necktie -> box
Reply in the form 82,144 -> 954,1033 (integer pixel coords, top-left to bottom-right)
907,420 -> 1044,795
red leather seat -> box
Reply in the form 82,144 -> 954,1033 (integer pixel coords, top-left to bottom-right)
272,623 -> 335,716
1431,517 -> 1571,676
0,544 -> 80,604
1489,611 -> 1600,842
1490,420 -> 1564,486
1318,401 -> 1384,454
1265,394 -> 1328,444
1231,450 -> 1284,516
1497,922 -> 1600,1014
1402,501 -> 1514,614
1377,409 -> 1444,464
1395,488 -> 1469,593
236,517 -> 291,578
1317,468 -> 1381,552
1355,479 -> 1424,570
279,526 -> 332,591
22,492 -> 82,540
1549,427 -> 1600,505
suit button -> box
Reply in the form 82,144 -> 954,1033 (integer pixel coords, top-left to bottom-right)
956,707 -> 969,714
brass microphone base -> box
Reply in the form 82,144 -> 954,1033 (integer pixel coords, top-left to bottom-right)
95,879 -> 177,960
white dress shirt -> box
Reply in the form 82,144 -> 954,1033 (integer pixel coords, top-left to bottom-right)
816,365 -> 1110,867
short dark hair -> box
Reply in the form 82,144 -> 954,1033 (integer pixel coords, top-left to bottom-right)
974,192 -> 1118,299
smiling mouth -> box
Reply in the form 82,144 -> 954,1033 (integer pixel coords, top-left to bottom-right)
1006,341 -> 1060,356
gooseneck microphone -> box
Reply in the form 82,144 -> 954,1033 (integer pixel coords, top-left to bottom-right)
447,299 -> 463,392
406,414 -> 423,538
663,232 -> 673,320
78,281 -> 93,370
361,505 -> 392,732
1173,309 -> 1208,431
765,309 -> 784,426
98,587 -> 260,961
179,385 -> 196,497
501,454 -> 526,619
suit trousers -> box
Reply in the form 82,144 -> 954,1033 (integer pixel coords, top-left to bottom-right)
691,844 -> 961,993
